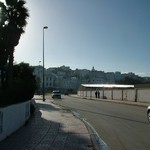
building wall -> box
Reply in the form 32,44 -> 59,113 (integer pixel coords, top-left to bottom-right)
87,91 -> 91,97
78,88 -> 150,103
137,89 -> 150,103
91,91 -> 95,98
104,90 -> 112,99
112,89 -> 123,100
123,89 -> 135,102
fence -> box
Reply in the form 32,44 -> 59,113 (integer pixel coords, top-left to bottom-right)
77,88 -> 150,103
0,100 -> 31,141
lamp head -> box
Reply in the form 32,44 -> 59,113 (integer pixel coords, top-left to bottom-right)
43,26 -> 48,29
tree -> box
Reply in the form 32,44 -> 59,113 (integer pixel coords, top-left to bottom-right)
35,76 -> 41,94
12,63 -> 36,102
116,76 -> 144,85
0,2 -> 8,89
0,0 -> 29,90
0,63 -> 36,106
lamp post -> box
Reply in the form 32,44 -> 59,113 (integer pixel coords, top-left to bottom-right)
43,26 -> 48,101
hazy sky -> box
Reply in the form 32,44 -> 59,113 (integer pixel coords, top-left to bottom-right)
5,0 -> 150,76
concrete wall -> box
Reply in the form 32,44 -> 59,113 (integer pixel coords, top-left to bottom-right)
0,100 -> 31,141
123,89 -> 135,102
137,89 -> 150,103
104,90 -> 112,99
113,90 -> 122,100
78,88 -> 150,103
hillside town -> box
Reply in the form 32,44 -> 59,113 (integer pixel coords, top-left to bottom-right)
33,65 -> 150,93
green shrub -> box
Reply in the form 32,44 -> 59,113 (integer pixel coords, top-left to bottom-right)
0,63 -> 37,106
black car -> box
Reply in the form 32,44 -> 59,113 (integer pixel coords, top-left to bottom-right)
52,90 -> 61,99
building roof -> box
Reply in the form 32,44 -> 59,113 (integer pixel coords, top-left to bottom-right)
81,84 -> 134,88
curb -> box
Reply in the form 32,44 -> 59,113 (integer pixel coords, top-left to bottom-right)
72,111 -> 110,150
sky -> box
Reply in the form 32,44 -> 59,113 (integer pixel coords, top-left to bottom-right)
1,0 -> 150,76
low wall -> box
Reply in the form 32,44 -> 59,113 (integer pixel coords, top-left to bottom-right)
0,100 -> 31,141
137,89 -> 150,103
123,89 -> 135,101
77,88 -> 150,103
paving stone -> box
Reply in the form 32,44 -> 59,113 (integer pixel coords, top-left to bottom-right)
64,142 -> 79,150
0,99 -> 95,150
51,141 -> 66,150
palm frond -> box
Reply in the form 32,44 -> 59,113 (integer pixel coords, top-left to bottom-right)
5,0 -> 17,6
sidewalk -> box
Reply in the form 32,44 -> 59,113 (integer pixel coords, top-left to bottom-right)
0,96 -> 95,150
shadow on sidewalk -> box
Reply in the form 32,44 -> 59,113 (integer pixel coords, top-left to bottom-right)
0,101 -> 94,150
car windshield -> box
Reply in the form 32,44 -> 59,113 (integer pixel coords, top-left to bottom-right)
53,91 -> 60,94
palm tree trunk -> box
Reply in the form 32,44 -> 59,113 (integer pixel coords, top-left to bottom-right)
8,47 -> 14,90
1,69 -> 5,90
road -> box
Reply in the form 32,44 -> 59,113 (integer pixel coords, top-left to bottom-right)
51,95 -> 150,150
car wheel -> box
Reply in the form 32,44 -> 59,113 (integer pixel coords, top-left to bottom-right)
147,111 -> 150,122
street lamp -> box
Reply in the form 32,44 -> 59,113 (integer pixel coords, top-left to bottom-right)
43,26 -> 48,101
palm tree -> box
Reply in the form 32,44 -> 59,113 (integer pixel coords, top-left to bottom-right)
0,0 -> 29,89
0,2 -> 8,90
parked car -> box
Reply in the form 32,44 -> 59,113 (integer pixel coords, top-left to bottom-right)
52,90 -> 61,99
147,106 -> 150,122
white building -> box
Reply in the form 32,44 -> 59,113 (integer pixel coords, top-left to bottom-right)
106,72 -> 115,83
63,77 -> 79,90
89,67 -> 106,84
33,66 -> 56,89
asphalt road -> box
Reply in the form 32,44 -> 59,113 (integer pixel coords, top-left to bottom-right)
52,95 -> 150,150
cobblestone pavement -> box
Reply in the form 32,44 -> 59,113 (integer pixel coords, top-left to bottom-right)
0,97 -> 95,150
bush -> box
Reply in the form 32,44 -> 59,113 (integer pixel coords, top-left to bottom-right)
0,63 -> 37,106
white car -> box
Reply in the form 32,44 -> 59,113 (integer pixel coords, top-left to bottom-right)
147,106 -> 150,122
52,90 -> 61,99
